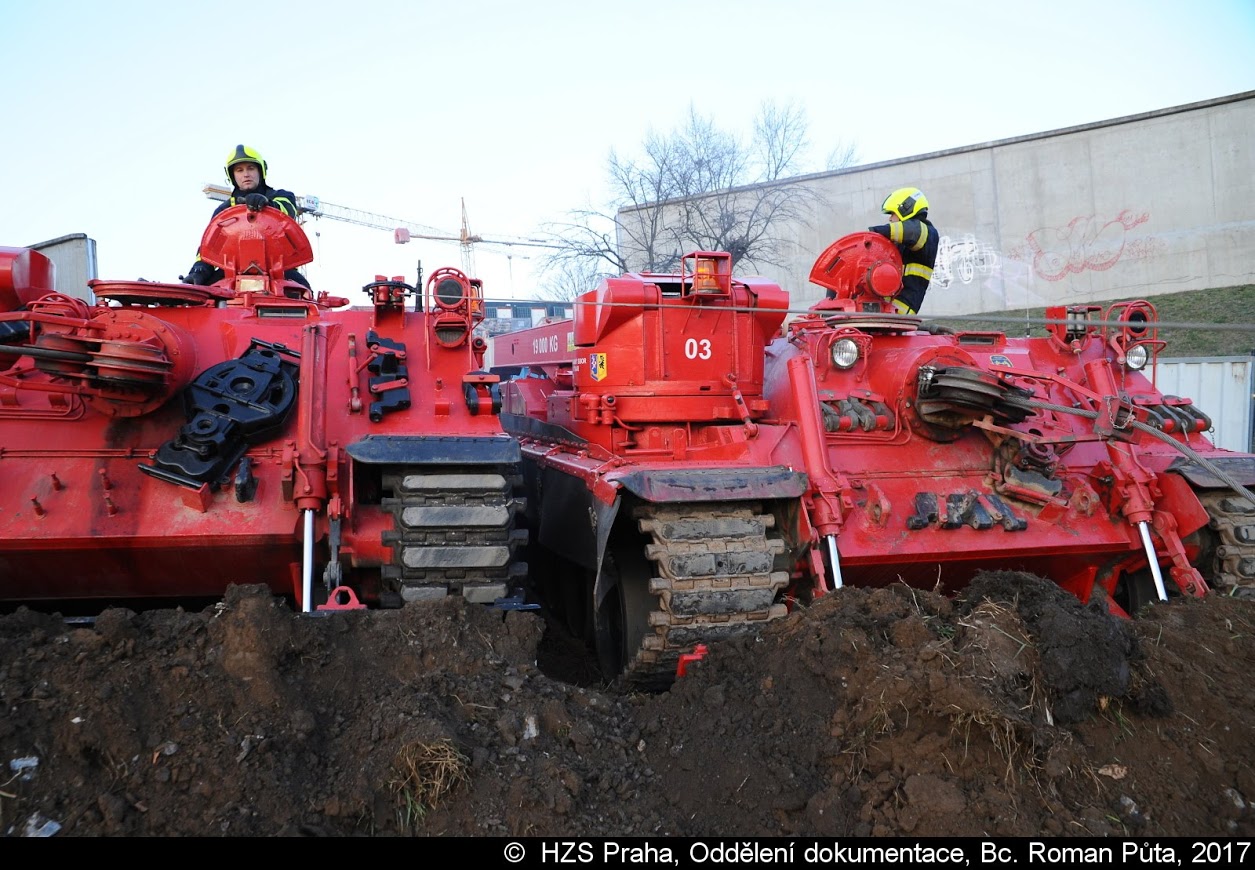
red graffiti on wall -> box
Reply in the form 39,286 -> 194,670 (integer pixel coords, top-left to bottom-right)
1019,209 -> 1150,281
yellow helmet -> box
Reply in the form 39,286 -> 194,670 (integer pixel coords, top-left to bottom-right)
224,144 -> 268,184
881,187 -> 928,221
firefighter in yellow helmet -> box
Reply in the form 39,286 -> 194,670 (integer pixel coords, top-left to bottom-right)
181,145 -> 309,288
867,187 -> 938,315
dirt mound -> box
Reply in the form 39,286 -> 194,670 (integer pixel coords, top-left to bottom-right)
2,573 -> 1253,837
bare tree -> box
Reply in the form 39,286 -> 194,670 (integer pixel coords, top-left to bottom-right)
541,255 -> 612,303
539,100 -> 858,285
756,100 -> 810,181
666,102 -> 826,271
538,130 -> 689,285
824,139 -> 860,172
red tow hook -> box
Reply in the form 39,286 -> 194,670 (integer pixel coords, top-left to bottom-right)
317,586 -> 367,611
676,644 -> 709,678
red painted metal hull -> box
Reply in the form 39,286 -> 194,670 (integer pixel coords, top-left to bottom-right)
761,234 -> 1254,607
0,208 -> 524,608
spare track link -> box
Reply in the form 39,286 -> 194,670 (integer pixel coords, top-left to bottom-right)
381,466 -> 526,605
627,502 -> 789,689
1197,490 -> 1255,596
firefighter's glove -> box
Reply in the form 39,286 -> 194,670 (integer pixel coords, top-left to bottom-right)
243,193 -> 269,211
182,263 -> 212,286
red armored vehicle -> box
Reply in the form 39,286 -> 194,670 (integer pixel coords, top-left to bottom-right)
767,231 -> 1255,614
0,204 -> 526,613
493,253 -> 806,686
495,237 -> 1255,687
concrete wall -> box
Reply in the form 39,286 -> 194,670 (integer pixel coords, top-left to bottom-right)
628,91 -> 1255,317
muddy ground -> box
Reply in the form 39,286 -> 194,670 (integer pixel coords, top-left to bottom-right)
2,571 -> 1253,838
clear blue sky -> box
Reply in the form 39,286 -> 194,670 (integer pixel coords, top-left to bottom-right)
3,0 -> 1253,301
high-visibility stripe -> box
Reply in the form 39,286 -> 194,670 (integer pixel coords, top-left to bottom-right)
904,263 -> 933,280
909,223 -> 929,252
889,222 -> 904,244
891,298 -> 916,315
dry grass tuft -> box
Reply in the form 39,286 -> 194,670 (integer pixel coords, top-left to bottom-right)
390,738 -> 470,829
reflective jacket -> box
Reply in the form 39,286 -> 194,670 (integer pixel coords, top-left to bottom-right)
868,215 -> 938,315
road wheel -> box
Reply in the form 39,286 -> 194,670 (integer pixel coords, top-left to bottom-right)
593,546 -> 653,681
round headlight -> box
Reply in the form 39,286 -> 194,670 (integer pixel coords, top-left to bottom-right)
831,338 -> 860,369
1125,343 -> 1149,371
435,277 -> 465,308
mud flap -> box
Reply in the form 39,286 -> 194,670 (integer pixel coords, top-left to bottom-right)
1168,455 -> 1255,489
611,467 -> 808,502
346,434 -> 520,466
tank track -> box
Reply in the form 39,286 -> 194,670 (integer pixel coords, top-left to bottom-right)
1196,490 -> 1255,596
381,466 -> 527,605
624,502 -> 789,690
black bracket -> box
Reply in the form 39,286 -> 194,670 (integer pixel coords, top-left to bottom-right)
365,330 -> 411,422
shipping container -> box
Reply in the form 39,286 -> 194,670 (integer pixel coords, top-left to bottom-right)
1154,355 -> 1254,453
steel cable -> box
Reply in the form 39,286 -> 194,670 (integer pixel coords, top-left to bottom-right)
1003,395 -> 1255,507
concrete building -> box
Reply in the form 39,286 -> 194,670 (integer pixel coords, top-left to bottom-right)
622,91 -> 1255,317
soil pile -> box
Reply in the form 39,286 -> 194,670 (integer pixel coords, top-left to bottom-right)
2,572 -> 1253,837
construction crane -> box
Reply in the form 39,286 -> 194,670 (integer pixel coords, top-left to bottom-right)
202,185 -> 560,277
453,199 -> 478,275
